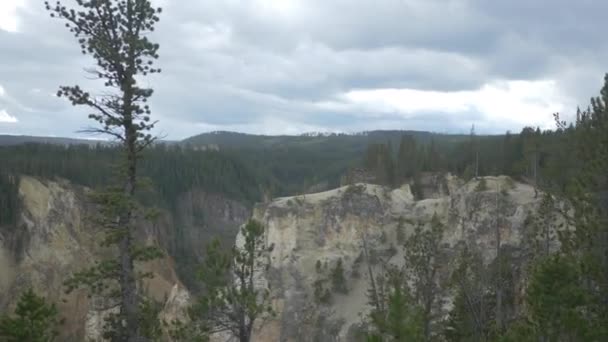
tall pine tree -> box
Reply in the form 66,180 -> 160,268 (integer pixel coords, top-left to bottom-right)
46,1 -> 163,340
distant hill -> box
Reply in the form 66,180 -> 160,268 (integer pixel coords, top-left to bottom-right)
181,130 -> 471,150
1,130 -> 508,196
0,135 -> 105,146
0,135 -> 178,147
180,130 -> 485,195
0,130 -> 476,148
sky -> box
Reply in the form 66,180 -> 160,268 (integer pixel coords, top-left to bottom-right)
1,0 -> 607,139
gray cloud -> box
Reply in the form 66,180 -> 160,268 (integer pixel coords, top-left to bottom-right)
1,0 -> 607,138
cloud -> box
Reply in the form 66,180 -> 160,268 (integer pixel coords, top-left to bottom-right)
342,80 -> 568,131
0,109 -> 18,123
0,0 -> 26,32
0,0 -> 607,138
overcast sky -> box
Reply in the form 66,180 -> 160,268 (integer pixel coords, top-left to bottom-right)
1,0 -> 607,139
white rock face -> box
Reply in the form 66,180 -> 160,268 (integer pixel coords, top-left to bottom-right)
246,175 -> 560,341
161,284 -> 192,324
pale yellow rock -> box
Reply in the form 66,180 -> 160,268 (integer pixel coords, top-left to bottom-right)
0,176 -> 188,341
246,175 -> 565,341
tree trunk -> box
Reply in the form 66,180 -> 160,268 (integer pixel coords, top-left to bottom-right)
475,150 -> 479,179
479,261 -> 486,342
120,106 -> 142,341
239,324 -> 249,342
494,185 -> 503,333
422,266 -> 438,342
533,152 -> 538,198
423,297 -> 432,341
362,233 -> 381,312
457,276 -> 483,341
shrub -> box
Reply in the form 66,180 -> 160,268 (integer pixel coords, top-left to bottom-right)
331,258 -> 348,294
0,289 -> 62,342
475,178 -> 488,192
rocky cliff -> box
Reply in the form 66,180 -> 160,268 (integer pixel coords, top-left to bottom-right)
0,176 -> 193,341
247,175 -> 562,341
0,174 -> 563,341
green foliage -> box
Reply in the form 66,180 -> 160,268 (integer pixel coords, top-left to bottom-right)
137,298 -> 164,341
344,183 -> 366,197
523,193 -> 559,260
547,74 -> 608,341
498,320 -> 537,342
513,255 -> 592,341
1,125 -> 583,203
363,143 -> 396,186
396,217 -> 406,244
366,268 -> 424,341
314,279 -> 332,304
474,178 -> 488,192
0,144 -> 265,206
44,0 -> 166,339
461,165 -> 474,182
165,318 -> 208,342
0,289 -> 62,342
61,188 -> 164,338
331,258 -> 348,294
351,252 -> 364,280
0,172 -> 19,227
410,175 -> 424,200
188,220 -> 274,342
396,134 -> 419,182
444,245 -> 491,342
404,214 -> 446,340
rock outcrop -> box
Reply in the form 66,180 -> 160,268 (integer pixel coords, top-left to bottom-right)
247,175 -> 563,341
0,176 -> 186,341
0,173 -> 564,341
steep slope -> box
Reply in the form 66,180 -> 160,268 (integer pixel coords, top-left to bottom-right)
247,175 -> 564,341
0,176 -> 188,341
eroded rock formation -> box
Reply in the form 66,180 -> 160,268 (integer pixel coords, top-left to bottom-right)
247,175 -> 563,341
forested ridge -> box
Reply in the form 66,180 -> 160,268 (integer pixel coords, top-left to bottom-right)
0,144 -> 265,222
0,124 -> 577,226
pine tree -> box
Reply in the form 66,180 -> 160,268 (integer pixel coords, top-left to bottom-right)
553,74 -> 608,340
521,127 -> 541,196
0,172 -> 19,227
366,267 -> 424,341
331,258 -> 348,294
524,255 -> 591,341
396,135 -> 418,183
45,1 -> 163,340
470,125 -> 479,179
189,220 -> 274,342
0,289 -> 62,342
524,193 -> 558,260
363,143 -> 397,187
444,245 -> 489,342
404,214 -> 446,341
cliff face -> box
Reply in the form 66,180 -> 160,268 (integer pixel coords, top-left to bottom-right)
248,175 -> 562,341
0,176 -> 188,341
0,174 -> 563,340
